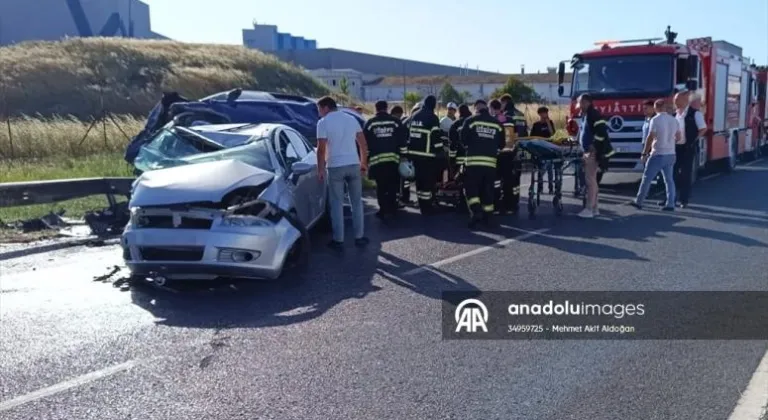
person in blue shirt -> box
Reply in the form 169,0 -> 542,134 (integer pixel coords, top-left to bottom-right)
577,94 -> 610,218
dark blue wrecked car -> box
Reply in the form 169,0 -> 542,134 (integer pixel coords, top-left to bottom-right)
124,88 -> 364,165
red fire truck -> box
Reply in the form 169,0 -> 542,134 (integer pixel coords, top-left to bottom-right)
556,27 -> 763,183
754,66 -> 768,155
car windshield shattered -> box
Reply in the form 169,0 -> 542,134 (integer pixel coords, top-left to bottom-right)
133,127 -> 274,173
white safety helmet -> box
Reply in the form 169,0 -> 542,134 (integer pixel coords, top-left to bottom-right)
398,160 -> 415,180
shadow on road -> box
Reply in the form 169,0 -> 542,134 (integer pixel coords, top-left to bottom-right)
128,208 -> 485,329
543,213 -> 767,249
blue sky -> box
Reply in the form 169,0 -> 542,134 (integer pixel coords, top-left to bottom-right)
142,0 -> 767,73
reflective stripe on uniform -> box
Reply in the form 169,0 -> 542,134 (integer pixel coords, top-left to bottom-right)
469,121 -> 502,130
407,150 -> 436,158
417,191 -> 433,199
465,155 -> 497,168
593,120 -> 607,127
494,180 -> 502,188
456,156 -> 467,164
594,135 -> 605,141
604,150 -> 616,157
482,204 -> 494,212
369,152 -> 399,166
467,197 -> 481,205
513,186 -> 520,195
399,147 -> 408,154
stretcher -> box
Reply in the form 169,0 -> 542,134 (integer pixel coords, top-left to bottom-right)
515,136 -> 581,218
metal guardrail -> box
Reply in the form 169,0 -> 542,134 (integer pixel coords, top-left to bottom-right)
0,177 -> 134,208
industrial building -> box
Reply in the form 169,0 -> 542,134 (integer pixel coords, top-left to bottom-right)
0,0 -> 165,46
362,71 -> 572,104
273,48 -> 498,77
242,23 -> 317,52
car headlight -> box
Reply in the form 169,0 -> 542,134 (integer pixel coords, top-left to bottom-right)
129,207 -> 140,226
220,216 -> 273,227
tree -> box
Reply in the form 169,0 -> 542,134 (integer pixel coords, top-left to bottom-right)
339,77 -> 349,95
491,76 -> 543,103
439,82 -> 463,105
404,91 -> 423,109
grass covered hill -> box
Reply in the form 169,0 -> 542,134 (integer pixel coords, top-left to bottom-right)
0,37 -> 330,119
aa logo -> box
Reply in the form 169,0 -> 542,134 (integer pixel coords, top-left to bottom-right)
455,299 -> 488,333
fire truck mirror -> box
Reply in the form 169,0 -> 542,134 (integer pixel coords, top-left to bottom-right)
558,85 -> 565,97
557,62 -> 566,84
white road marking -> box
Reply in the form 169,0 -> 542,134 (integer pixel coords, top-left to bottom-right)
727,347 -> 768,420
402,228 -> 548,276
743,157 -> 767,167
0,360 -> 139,412
699,173 -> 721,182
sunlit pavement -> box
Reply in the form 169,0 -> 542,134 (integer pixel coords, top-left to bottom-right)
1,161 -> 767,420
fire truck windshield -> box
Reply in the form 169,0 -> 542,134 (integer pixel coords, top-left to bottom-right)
571,54 -> 674,98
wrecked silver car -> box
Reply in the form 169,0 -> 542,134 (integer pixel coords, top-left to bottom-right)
122,123 -> 328,281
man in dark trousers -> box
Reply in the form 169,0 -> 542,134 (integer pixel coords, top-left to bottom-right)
460,100 -> 505,228
364,100 -> 408,221
448,104 -> 472,178
673,92 -> 707,208
405,95 -> 443,215
530,106 -> 558,193
498,94 -> 529,214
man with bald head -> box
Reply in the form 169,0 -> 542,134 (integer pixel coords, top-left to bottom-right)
672,91 -> 707,208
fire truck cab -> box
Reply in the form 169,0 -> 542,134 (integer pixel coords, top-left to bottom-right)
556,27 -> 762,182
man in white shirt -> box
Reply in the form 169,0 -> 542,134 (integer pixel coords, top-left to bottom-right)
439,102 -> 457,134
672,92 -> 707,208
316,96 -> 369,251
631,99 -> 681,210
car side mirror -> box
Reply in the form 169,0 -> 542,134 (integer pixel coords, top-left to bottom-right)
290,161 -> 314,177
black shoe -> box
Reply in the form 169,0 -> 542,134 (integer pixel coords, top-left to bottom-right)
375,211 -> 384,219
679,202 -> 688,209
629,202 -> 642,210
661,206 -> 675,212
354,237 -> 370,248
658,200 -> 667,207
327,240 -> 344,253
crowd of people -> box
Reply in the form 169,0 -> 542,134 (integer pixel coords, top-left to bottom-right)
313,90 -> 706,252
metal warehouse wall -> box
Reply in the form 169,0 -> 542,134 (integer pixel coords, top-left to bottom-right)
0,0 -> 153,46
274,48 -> 499,77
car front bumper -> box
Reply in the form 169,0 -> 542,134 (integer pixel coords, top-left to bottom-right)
121,217 -> 301,281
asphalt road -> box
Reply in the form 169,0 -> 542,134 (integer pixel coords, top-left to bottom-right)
1,161 -> 767,420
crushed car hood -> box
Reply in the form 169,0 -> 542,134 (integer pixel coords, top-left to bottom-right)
130,159 -> 275,207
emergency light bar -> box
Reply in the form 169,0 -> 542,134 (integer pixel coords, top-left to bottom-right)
593,38 -> 664,47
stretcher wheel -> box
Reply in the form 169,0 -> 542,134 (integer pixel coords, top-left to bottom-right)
553,197 -> 563,216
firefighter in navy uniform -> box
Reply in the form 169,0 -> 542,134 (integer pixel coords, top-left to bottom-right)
397,103 -> 420,206
460,100 -> 505,228
497,94 -> 529,214
365,100 -> 408,221
448,104 -> 473,178
405,96 -> 443,215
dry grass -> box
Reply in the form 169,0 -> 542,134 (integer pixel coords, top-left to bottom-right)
0,37 -> 330,119
0,115 -> 144,161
